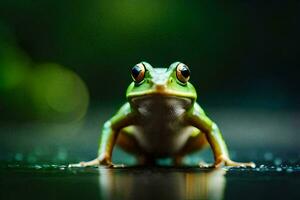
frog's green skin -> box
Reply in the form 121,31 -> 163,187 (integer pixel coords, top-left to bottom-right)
79,62 -> 255,168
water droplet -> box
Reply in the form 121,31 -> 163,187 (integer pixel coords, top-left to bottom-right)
276,167 -> 282,172
34,165 -> 42,169
274,158 -> 282,166
286,168 -> 293,173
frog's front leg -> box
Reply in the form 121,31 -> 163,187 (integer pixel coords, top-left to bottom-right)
75,103 -> 135,167
186,103 -> 255,168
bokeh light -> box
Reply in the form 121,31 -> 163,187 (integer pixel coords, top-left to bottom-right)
0,22 -> 89,122
29,63 -> 89,121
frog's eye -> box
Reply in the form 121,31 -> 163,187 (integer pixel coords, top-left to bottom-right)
176,63 -> 190,83
131,63 -> 146,83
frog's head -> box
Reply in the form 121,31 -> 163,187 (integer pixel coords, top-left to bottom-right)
126,62 -> 197,103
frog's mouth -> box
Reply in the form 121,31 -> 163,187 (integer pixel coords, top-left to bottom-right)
129,93 -> 194,110
127,89 -> 196,102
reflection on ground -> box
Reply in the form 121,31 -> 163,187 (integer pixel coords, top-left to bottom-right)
99,167 -> 226,200
1,163 -> 299,200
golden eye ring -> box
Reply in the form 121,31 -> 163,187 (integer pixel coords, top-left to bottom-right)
131,63 -> 146,83
176,63 -> 190,83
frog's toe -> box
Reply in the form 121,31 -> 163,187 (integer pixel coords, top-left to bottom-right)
212,155 -> 255,168
79,161 -> 89,167
224,160 -> 256,168
69,158 -> 101,167
224,160 -> 255,168
111,163 -> 126,168
68,163 -> 83,168
230,161 -> 256,168
198,161 -> 214,168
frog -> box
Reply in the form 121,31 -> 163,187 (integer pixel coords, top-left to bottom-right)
76,62 -> 255,168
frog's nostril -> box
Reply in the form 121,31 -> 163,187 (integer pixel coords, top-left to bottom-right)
155,84 -> 166,91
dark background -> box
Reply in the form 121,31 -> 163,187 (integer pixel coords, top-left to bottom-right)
0,1 -> 299,163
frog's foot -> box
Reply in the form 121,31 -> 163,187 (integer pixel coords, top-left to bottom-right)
198,156 -> 255,168
198,161 -> 212,168
98,153 -> 125,168
68,158 -> 100,168
68,159 -> 125,168
69,154 -> 125,168
213,155 -> 255,168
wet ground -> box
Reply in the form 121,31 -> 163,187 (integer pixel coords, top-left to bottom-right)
0,108 -> 299,199
1,161 -> 299,200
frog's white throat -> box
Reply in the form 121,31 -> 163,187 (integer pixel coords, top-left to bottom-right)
130,95 -> 192,117
129,95 -> 194,156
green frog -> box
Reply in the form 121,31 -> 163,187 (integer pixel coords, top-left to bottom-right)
76,62 -> 255,168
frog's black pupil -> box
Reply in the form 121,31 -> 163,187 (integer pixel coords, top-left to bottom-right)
132,66 -> 141,78
181,67 -> 190,78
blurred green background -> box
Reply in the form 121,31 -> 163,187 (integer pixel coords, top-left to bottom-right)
0,1 -> 299,163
